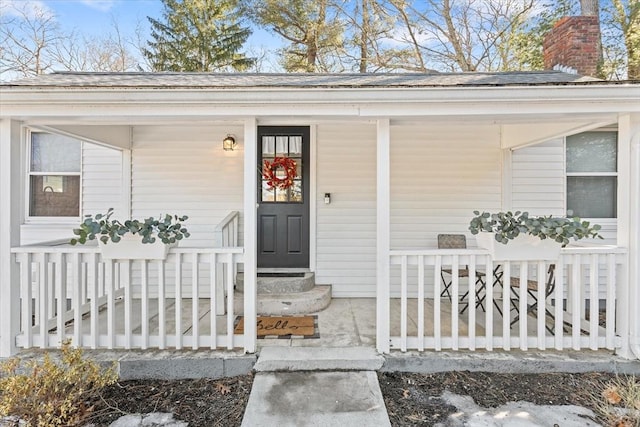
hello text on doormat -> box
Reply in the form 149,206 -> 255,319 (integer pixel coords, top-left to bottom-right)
234,315 -> 319,339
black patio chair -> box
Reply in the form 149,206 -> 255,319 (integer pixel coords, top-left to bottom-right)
438,234 -> 487,314
509,264 -> 558,334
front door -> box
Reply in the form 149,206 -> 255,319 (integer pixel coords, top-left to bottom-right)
257,126 -> 310,268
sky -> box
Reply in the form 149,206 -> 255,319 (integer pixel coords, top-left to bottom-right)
2,0 -> 278,59
4,0 -> 164,37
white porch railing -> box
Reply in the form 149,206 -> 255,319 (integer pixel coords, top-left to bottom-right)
213,210 -> 241,314
388,246 -> 628,353
11,246 -> 244,351
214,210 -> 240,248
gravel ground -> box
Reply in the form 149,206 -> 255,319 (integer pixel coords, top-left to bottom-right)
82,371 -> 630,427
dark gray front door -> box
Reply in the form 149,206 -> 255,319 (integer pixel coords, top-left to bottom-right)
257,126 -> 310,268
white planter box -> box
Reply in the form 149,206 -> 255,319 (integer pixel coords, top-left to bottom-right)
475,232 -> 561,261
99,234 -> 176,260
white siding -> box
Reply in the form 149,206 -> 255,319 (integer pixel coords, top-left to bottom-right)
131,125 -> 244,248
315,123 -> 503,297
391,124 -> 502,249
511,139 -> 565,216
315,123 -> 377,297
82,142 -> 123,216
511,138 -> 617,243
21,142 -> 123,245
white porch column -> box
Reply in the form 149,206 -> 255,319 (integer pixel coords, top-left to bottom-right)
0,119 -> 22,357
376,118 -> 391,353
617,113 -> 640,359
243,118 -> 257,353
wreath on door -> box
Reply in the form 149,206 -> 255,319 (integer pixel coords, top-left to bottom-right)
263,156 -> 297,190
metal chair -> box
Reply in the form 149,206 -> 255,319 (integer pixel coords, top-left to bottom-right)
438,234 -> 487,313
509,264 -> 557,333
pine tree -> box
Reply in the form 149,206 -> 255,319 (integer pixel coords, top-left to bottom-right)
144,0 -> 254,72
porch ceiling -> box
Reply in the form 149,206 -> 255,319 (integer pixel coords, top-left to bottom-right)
23,112 -> 619,152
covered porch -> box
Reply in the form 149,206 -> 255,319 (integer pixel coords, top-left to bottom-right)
1,75 -> 639,359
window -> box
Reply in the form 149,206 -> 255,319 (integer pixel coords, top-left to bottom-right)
260,135 -> 303,203
566,131 -> 617,218
28,131 -> 81,217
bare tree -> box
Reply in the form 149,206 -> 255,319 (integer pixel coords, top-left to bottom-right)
580,0 -> 600,15
0,2 -> 63,79
1,4 -> 143,80
610,0 -> 640,79
245,0 -> 344,72
329,0 -> 424,72
388,0 -> 536,72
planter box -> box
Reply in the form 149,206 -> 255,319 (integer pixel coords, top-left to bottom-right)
475,232 -> 561,261
99,234 -> 176,260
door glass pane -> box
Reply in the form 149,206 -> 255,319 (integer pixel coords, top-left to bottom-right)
31,132 -> 81,172
276,136 -> 288,156
262,136 -> 275,157
289,136 -> 302,155
566,132 -> 617,173
262,182 -> 275,202
294,160 -> 302,179
290,181 -> 302,202
29,175 -> 80,216
275,187 -> 288,202
567,176 -> 616,218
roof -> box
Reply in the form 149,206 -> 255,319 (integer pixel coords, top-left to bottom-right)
2,71 -> 604,89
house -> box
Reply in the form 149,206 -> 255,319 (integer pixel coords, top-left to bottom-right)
1,17 -> 639,359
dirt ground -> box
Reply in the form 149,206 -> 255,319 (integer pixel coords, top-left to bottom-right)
85,371 -> 624,427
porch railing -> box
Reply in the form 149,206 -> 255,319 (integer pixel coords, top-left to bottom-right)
11,245 -> 244,351
388,246 -> 627,353
213,211 -> 241,314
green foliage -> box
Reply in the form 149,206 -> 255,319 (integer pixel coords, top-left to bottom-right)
144,0 -> 255,71
468,210 -> 603,246
246,0 -> 344,72
70,207 -> 190,245
0,341 -> 117,426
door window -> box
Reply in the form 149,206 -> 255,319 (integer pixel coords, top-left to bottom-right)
261,135 -> 303,203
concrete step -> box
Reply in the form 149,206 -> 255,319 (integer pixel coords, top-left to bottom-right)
241,371 -> 391,427
254,346 -> 384,372
233,285 -> 332,316
236,272 -> 315,294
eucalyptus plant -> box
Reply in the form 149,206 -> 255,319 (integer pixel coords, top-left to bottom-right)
469,210 -> 602,246
70,208 -> 190,245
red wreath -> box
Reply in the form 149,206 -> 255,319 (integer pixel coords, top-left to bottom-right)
263,156 -> 297,190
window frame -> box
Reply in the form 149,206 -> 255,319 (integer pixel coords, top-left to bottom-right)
564,129 -> 618,219
24,127 -> 83,223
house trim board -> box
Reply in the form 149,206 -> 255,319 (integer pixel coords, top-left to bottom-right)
0,119 -> 22,357
376,118 -> 391,354
309,124 -> 317,273
243,118 -> 258,353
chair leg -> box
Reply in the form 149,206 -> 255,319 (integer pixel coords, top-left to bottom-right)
440,272 -> 452,300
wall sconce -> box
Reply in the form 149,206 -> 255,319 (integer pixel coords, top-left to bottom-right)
223,135 -> 236,151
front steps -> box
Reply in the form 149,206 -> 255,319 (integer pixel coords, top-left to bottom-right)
254,347 -> 384,372
235,272 -> 331,315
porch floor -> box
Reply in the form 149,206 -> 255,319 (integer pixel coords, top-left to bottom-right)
51,296 -> 588,350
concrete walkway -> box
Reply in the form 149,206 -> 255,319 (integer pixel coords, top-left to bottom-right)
241,347 -> 390,426
241,371 -> 391,427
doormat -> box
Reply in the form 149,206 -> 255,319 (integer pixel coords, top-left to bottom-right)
234,315 -> 319,339
257,272 -> 306,278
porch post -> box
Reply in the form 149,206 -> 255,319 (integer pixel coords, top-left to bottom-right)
243,118 -> 257,353
0,119 -> 22,357
376,118 -> 391,353
617,113 -> 640,359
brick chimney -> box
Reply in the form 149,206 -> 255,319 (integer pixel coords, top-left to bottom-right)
543,16 -> 601,77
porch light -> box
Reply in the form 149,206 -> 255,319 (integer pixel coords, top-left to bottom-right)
223,135 -> 236,151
